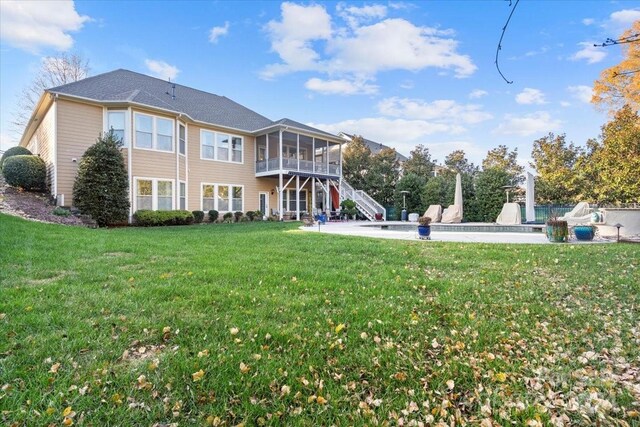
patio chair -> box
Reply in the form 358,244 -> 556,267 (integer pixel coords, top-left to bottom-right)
423,205 -> 442,223
440,205 -> 462,223
559,202 -> 592,225
496,202 -> 522,225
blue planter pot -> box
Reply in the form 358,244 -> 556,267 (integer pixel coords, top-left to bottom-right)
574,225 -> 595,241
417,225 -> 431,240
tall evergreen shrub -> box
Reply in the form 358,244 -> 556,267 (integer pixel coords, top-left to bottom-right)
73,131 -> 129,227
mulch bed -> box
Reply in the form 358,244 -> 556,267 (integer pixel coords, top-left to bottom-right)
0,177 -> 89,226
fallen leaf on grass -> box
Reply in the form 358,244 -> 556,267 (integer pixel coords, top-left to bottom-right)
192,370 -> 205,382
334,323 -> 345,334
240,362 -> 250,374
316,396 -> 328,405
49,363 -> 61,373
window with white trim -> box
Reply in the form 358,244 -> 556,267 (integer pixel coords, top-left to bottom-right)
202,184 -> 215,211
200,130 -> 243,163
201,183 -> 243,212
107,111 -> 126,145
134,113 -> 174,152
134,178 -> 174,211
179,182 -> 186,210
178,124 -> 186,155
282,190 -> 307,212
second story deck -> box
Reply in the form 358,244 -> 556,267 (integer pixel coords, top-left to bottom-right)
255,129 -> 342,178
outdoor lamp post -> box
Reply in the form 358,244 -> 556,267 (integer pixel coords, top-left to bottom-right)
400,191 -> 409,221
614,223 -> 623,242
502,185 -> 515,203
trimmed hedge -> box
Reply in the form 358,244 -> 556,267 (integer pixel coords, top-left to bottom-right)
2,155 -> 46,191
192,210 -> 205,223
133,210 -> 195,227
208,210 -> 219,223
0,146 -> 31,168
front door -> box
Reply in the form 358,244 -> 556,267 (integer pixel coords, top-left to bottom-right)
259,192 -> 269,218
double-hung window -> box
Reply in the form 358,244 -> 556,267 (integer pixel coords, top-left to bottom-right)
135,178 -> 174,211
200,130 -> 243,163
107,111 -> 126,145
134,113 -> 174,152
179,124 -> 186,155
201,183 -> 243,212
179,182 -> 186,210
282,190 -> 307,212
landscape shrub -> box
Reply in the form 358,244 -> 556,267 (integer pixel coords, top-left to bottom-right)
223,212 -> 233,222
52,206 -> 71,217
192,210 -> 205,224
0,146 -> 31,168
73,131 -> 129,227
234,211 -> 243,222
254,210 -> 263,220
246,210 -> 256,221
2,155 -> 46,191
133,210 -> 194,227
208,210 -> 219,223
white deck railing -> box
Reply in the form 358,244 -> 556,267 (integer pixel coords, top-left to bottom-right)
339,179 -> 386,221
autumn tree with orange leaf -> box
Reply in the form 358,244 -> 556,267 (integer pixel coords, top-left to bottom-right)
591,21 -> 640,113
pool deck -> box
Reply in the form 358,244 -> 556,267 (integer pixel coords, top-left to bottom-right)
301,221 -> 612,244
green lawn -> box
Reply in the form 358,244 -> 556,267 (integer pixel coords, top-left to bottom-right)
1,213 -> 638,426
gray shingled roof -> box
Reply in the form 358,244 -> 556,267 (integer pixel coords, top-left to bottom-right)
47,69 -> 335,137
272,118 -> 338,139
341,133 -> 408,162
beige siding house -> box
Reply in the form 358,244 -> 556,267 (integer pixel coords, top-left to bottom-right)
18,69 -> 390,222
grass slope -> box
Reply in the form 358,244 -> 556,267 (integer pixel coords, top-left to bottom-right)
1,214 -> 638,426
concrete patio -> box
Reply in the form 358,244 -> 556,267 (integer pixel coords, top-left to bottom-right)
301,221 -> 613,244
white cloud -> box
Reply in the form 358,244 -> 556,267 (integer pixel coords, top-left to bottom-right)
515,88 -> 547,105
571,42 -> 607,64
493,112 -> 561,137
328,19 -> 476,78
469,89 -> 488,99
145,59 -> 180,81
262,3 -> 476,85
582,18 -> 595,26
305,77 -> 378,95
261,2 -> 332,79
560,101 -> 571,108
377,97 -> 493,124
209,22 -> 230,44
308,117 -> 464,155
0,0 -> 90,53
337,3 -> 387,28
567,85 -> 593,103
609,9 -> 640,27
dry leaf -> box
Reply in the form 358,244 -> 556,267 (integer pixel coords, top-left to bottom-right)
192,369 -> 205,382
335,323 -> 345,333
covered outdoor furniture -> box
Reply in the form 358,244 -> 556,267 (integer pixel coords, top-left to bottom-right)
559,202 -> 592,225
496,202 -> 522,225
440,205 -> 462,224
408,213 -> 419,222
423,205 -> 442,223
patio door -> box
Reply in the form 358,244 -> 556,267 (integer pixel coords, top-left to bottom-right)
259,192 -> 269,218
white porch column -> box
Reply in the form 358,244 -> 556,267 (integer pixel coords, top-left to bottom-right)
296,175 -> 300,220
279,172 -> 283,221
311,177 -> 316,215
279,129 -> 283,171
325,178 -> 330,212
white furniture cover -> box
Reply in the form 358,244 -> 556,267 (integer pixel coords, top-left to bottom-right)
423,205 -> 442,223
408,213 -> 419,222
441,205 -> 462,224
496,202 -> 522,225
559,202 -> 592,225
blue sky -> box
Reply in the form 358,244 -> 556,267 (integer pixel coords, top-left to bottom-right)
1,0 -> 638,168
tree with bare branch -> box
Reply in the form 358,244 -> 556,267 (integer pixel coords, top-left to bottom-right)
11,53 -> 90,138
